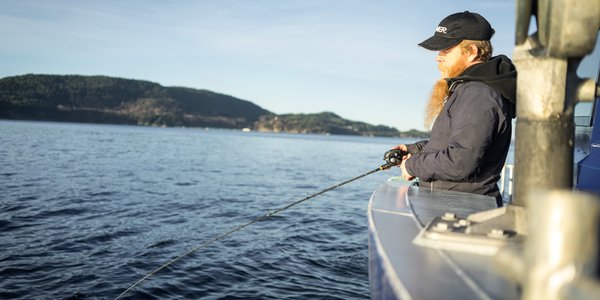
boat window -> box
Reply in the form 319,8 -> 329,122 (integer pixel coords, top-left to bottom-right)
575,102 -> 594,127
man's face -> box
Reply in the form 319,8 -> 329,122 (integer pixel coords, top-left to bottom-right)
435,44 -> 469,78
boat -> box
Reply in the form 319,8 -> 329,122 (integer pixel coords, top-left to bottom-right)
368,1 -> 600,299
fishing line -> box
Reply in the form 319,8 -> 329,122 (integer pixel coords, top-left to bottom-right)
114,163 -> 394,299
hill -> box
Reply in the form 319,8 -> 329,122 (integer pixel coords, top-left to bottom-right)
255,112 -> 425,137
0,74 -> 269,128
0,74 -> 428,138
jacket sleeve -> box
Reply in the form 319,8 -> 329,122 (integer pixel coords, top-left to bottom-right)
406,140 -> 428,154
405,86 -> 499,181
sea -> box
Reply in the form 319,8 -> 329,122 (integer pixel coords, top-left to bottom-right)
1,120 -> 423,300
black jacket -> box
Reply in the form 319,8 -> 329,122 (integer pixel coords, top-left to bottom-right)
405,55 -> 516,206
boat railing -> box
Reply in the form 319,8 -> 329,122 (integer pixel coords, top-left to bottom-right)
499,164 -> 514,203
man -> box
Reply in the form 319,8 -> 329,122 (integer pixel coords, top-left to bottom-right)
390,11 -> 516,207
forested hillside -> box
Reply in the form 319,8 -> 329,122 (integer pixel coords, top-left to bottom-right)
255,112 -> 427,138
0,74 -> 428,138
0,74 -> 269,128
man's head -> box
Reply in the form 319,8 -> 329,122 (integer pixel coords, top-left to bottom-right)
421,12 -> 495,128
423,11 -> 495,77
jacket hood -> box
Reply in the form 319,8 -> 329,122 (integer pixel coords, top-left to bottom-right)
447,54 -> 517,117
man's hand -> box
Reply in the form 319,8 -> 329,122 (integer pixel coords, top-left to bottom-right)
400,154 -> 415,181
392,144 -> 409,159
383,145 -> 409,166
384,145 -> 415,180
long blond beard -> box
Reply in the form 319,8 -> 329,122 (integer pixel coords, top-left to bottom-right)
424,79 -> 448,129
424,60 -> 470,129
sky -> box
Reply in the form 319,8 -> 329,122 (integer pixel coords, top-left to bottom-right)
0,0 -> 550,131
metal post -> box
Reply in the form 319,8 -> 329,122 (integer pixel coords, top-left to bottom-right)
512,37 -> 575,206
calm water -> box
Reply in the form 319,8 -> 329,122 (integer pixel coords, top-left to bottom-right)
1,120 -> 416,300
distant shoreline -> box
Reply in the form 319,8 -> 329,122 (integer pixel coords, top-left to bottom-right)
0,74 -> 429,139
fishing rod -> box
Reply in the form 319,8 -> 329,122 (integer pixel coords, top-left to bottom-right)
115,151 -> 405,300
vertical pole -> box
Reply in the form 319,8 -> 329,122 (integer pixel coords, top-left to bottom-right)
511,37 -> 575,206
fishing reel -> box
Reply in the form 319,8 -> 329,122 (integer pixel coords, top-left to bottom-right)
383,149 -> 408,166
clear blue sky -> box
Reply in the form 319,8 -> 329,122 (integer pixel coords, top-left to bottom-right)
1,1 -> 519,131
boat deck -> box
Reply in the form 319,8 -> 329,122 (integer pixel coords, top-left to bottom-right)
368,178 -> 520,299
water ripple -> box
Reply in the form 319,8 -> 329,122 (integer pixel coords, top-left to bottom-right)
0,121 -> 403,299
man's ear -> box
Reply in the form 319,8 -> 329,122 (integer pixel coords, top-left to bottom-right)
466,45 -> 479,62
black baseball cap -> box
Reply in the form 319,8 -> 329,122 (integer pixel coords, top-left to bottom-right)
418,11 -> 495,51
